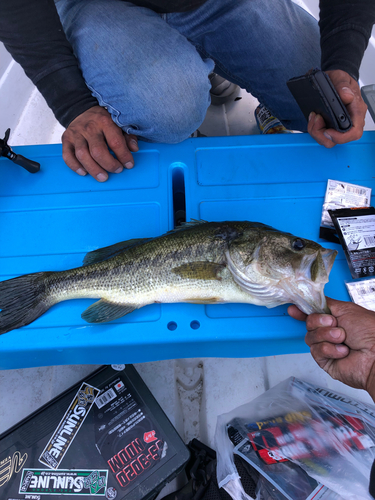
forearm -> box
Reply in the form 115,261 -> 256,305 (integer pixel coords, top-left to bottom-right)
319,0 -> 375,80
35,68 -> 99,128
0,0 -> 98,127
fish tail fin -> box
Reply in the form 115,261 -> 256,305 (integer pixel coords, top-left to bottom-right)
0,271 -> 55,335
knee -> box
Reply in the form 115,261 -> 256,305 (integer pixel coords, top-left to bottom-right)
154,77 -> 211,143
123,67 -> 212,143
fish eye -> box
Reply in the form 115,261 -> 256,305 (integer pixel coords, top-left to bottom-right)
292,238 -> 306,251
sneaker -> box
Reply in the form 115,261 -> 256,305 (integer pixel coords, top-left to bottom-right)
209,73 -> 240,105
190,129 -> 207,138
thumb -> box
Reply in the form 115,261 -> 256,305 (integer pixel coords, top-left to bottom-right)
326,296 -> 362,318
338,86 -> 355,105
287,304 -> 307,321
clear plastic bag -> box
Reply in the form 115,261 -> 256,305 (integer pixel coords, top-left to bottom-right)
320,180 -> 371,229
215,377 -> 375,500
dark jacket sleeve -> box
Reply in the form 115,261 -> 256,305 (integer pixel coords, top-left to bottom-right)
319,0 -> 375,81
0,0 -> 98,128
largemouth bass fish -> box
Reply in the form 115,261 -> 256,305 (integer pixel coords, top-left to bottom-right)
0,221 -> 337,335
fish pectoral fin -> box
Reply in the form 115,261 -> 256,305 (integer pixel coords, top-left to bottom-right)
81,299 -> 137,323
83,238 -> 150,265
172,262 -> 226,280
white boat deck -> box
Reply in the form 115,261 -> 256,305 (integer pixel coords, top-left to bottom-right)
1,2 -> 375,484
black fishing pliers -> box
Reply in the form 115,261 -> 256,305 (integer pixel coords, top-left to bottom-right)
0,128 -> 40,173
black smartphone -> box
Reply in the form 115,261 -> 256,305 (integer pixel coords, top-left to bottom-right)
287,69 -> 352,132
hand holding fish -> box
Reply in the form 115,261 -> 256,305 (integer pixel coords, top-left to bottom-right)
288,297 -> 375,401
62,106 -> 139,181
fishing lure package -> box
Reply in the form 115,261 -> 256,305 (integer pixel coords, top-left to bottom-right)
329,207 -> 375,279
215,377 -> 375,500
346,278 -> 375,311
0,365 -> 189,500
319,180 -> 371,243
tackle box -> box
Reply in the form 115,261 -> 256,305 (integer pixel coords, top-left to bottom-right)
1,132 -> 375,369
0,364 -> 190,499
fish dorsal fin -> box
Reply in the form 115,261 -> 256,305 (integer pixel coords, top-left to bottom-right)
165,219 -> 209,235
183,218 -> 208,226
83,238 -> 150,265
81,299 -> 137,323
172,262 -> 226,280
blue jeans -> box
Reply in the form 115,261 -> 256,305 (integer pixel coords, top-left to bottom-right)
55,0 -> 321,142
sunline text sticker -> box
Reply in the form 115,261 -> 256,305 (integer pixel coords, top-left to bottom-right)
39,383 -> 100,470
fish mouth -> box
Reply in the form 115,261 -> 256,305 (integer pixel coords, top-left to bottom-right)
281,248 -> 338,314
279,279 -> 330,314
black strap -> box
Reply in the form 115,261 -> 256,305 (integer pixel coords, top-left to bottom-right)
370,459 -> 375,498
161,439 -> 258,500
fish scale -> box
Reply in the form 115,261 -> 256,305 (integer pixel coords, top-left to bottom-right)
0,221 -> 337,334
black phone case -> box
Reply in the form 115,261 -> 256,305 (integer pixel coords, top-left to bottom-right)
287,69 -> 352,132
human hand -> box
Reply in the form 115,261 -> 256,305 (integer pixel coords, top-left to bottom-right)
288,297 -> 375,400
62,106 -> 139,182
307,69 -> 367,148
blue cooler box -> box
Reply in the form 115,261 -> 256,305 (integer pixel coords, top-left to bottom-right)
1,133 -> 375,369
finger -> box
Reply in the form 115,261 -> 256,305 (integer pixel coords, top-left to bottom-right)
88,134 -> 125,174
338,85 -> 356,106
74,139 -> 109,182
310,342 -> 349,368
326,296 -> 365,318
104,127 -> 136,170
307,112 -> 336,148
62,140 -> 88,177
326,105 -> 365,145
322,83 -> 366,145
326,297 -> 346,310
306,312 -> 337,331
287,305 -> 307,321
305,326 -> 345,347
125,133 -> 139,153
